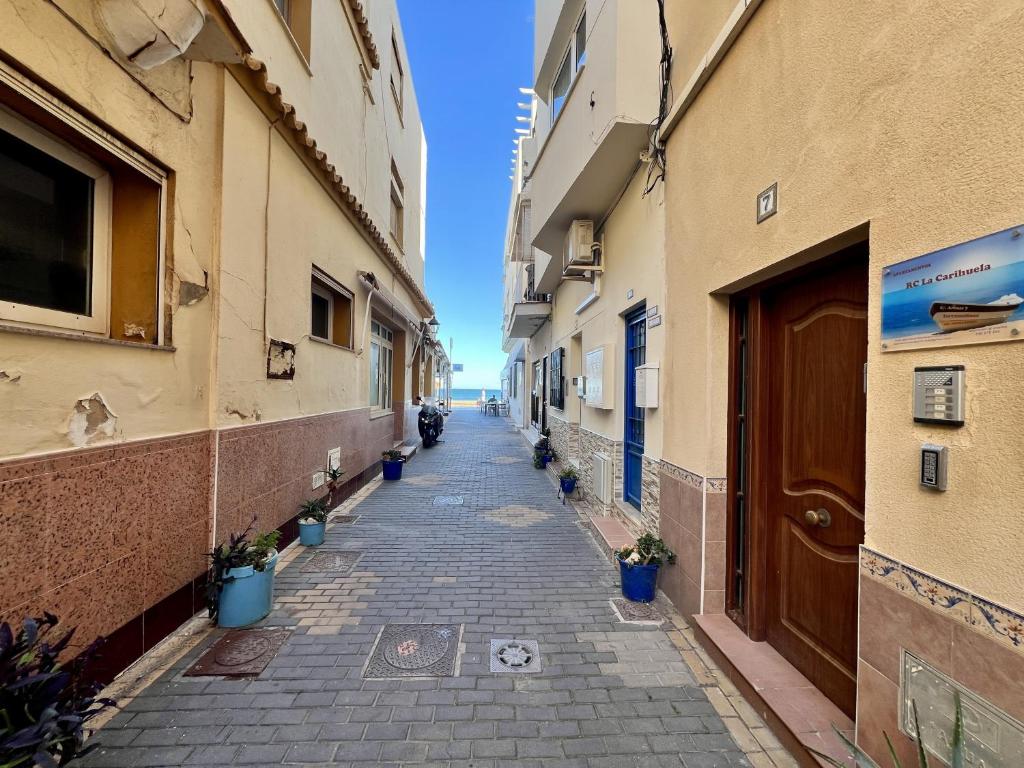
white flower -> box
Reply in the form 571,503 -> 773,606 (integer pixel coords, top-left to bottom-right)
626,552 -> 641,564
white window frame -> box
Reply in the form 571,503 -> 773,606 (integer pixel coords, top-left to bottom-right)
389,160 -> 405,250
310,282 -> 333,341
370,319 -> 394,412
0,106 -> 111,335
550,9 -> 587,125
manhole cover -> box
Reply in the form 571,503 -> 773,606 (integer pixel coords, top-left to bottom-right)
185,628 -> 291,678
610,598 -> 664,625
302,550 -> 362,573
489,638 -> 541,673
365,624 -> 461,678
432,496 -> 464,506
331,515 -> 359,524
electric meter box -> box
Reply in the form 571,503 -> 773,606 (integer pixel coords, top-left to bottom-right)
635,364 -> 660,408
585,345 -> 614,409
913,365 -> 965,426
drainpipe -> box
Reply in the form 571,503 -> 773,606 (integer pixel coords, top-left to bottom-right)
356,272 -> 381,356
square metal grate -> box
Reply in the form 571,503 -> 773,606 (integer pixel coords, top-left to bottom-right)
432,496 -> 464,506
610,598 -> 664,625
185,628 -> 291,678
489,639 -> 541,674
364,624 -> 461,679
301,550 -> 363,573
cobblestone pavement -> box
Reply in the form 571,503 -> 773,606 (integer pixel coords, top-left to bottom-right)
79,410 -> 763,767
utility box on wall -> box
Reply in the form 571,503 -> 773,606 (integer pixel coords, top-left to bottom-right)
635,363 -> 659,408
585,345 -> 614,409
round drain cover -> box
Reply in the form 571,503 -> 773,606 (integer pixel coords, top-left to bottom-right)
496,641 -> 534,668
383,627 -> 452,670
214,635 -> 272,667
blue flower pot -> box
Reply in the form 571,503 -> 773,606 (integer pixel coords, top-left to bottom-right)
382,459 -> 403,481
619,559 -> 659,603
560,477 -> 577,494
541,454 -> 553,466
218,551 -> 278,628
298,520 -> 326,546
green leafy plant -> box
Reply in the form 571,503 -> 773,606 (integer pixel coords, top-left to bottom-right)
326,466 -> 344,487
616,533 -> 676,567
533,453 -> 545,469
381,449 -> 404,462
812,694 -> 965,768
206,520 -> 281,621
298,498 -> 329,524
0,613 -> 114,768
559,466 -> 579,481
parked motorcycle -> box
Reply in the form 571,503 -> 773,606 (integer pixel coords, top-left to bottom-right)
418,403 -> 444,448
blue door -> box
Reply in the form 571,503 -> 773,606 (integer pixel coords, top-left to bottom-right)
624,306 -> 647,509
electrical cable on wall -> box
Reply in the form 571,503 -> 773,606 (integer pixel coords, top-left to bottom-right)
643,0 -> 672,197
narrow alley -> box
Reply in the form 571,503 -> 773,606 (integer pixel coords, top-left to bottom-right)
77,411 -> 771,768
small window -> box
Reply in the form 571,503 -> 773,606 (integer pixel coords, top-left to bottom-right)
550,9 -> 587,124
550,348 -> 565,410
272,0 -> 312,63
389,32 -> 404,117
310,268 -> 353,347
389,160 -> 404,250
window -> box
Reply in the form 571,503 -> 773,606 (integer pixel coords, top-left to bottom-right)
550,348 -> 565,410
389,32 -> 404,116
309,268 -> 353,347
272,0 -> 312,62
550,10 -> 587,123
389,160 -> 404,250
370,319 -> 394,411
0,83 -> 165,342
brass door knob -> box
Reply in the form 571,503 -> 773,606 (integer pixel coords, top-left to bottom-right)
804,508 -> 832,527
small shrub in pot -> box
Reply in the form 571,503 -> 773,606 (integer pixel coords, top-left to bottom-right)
298,498 -> 329,546
207,521 -> 281,627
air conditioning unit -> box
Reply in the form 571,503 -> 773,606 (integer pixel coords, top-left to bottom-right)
563,219 -> 597,278
592,452 -> 613,505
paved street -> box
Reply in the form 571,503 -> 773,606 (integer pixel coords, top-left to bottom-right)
80,410 -> 753,767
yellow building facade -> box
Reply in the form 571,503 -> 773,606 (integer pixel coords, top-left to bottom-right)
0,0 -> 445,681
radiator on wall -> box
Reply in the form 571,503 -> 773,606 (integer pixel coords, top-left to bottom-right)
592,452 -> 613,505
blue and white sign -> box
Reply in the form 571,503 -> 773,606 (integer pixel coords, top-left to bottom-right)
881,224 -> 1024,352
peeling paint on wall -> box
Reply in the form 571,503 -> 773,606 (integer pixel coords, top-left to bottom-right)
179,279 -> 209,306
225,403 -> 262,421
267,339 -> 296,380
123,322 -> 148,339
0,370 -> 22,384
68,393 -> 118,447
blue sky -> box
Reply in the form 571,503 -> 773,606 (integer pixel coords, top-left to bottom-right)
397,0 -> 534,390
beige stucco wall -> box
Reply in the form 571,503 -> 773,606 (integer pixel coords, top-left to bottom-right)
220,0 -> 426,284
216,74 -> 423,426
662,0 -> 1024,608
0,2 -> 219,459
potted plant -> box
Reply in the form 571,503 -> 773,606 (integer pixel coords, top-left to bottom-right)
326,466 -> 345,509
533,452 -> 546,469
381,449 -> 405,481
298,498 -> 329,546
558,466 -> 579,495
542,448 -> 556,466
615,533 -> 676,603
0,613 -> 114,768
206,521 -> 281,628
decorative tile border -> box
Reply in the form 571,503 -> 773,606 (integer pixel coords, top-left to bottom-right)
658,461 -> 728,494
861,546 -> 1024,655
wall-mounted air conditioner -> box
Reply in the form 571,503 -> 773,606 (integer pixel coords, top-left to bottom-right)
563,220 -> 598,278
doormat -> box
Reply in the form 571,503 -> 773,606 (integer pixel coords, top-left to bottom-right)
184,628 -> 291,678
301,550 -> 363,573
489,639 -> 541,674
364,624 -> 461,679
610,598 -> 664,625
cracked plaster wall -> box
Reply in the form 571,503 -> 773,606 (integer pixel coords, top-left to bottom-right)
661,0 -> 1024,607
0,1 -> 219,458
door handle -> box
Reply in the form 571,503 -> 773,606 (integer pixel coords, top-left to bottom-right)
804,508 -> 832,528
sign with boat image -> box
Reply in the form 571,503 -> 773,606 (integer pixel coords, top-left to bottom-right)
881,224 -> 1024,351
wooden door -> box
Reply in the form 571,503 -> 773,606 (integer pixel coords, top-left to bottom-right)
762,253 -> 867,717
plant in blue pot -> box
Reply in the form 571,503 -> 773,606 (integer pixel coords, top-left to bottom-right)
615,533 -> 676,603
206,521 -> 280,628
298,498 -> 329,546
558,466 -> 579,495
381,449 -> 405,481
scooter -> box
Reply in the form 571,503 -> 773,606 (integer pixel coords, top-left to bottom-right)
418,402 -> 444,448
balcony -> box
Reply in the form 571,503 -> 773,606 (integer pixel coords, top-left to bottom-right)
506,296 -> 552,339
528,0 -> 660,293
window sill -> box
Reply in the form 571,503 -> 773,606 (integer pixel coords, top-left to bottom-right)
369,409 -> 395,421
309,336 -> 355,353
0,322 -> 174,351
